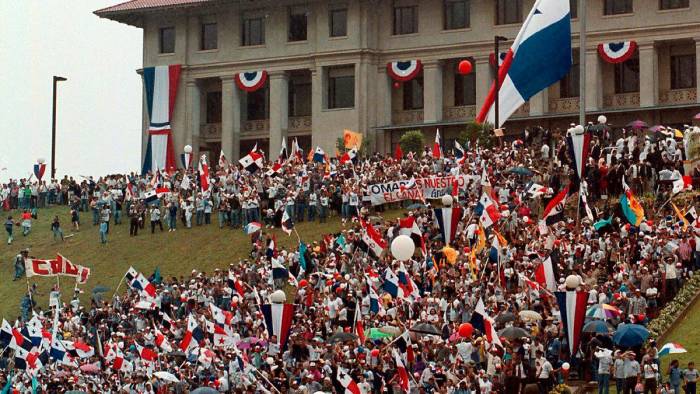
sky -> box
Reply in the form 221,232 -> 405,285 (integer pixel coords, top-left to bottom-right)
0,0 -> 143,182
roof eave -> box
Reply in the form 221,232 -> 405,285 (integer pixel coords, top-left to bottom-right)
93,11 -> 145,28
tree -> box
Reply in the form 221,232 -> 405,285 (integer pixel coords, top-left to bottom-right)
399,130 -> 425,154
458,121 -> 495,149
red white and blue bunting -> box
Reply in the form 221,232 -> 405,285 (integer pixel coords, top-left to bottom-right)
387,60 -> 422,82
597,41 -> 637,64
235,71 -> 268,92
142,64 -> 181,174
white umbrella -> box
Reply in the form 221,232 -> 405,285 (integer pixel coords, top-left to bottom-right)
154,371 -> 180,383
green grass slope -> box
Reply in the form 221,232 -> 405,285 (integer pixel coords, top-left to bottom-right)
0,206 -> 401,320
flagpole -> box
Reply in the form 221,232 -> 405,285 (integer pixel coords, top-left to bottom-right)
579,0 -> 586,126
112,274 -> 126,300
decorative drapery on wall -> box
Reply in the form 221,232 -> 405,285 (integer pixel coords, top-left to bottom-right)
235,70 -> 268,92
387,60 -> 422,82
598,41 -> 637,64
142,64 -> 181,174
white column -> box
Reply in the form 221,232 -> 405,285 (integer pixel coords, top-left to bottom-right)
422,60 -> 444,123
220,76 -> 239,162
311,66 -> 323,149
376,67 -> 392,153
585,47 -> 603,111
529,88 -> 549,116
185,80 -> 201,161
638,42 -> 658,108
695,38 -> 700,103
475,56 -> 492,113
269,71 -> 289,161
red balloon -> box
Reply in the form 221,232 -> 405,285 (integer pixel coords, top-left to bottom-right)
299,279 -> 309,288
458,323 -> 474,338
393,81 -> 401,89
370,349 -> 380,357
458,60 -> 473,75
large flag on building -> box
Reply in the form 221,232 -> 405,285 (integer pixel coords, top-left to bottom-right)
476,0 -> 572,127
555,290 -> 588,356
434,207 -> 462,245
261,303 -> 295,350
142,64 -> 182,173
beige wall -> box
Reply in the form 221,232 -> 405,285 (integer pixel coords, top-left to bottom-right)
128,0 -> 700,161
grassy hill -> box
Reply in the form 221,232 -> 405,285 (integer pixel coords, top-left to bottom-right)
0,205 -> 401,320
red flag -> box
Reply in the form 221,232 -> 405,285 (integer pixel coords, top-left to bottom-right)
394,144 -> 403,160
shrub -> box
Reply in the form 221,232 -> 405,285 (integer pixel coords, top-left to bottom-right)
458,121 -> 495,149
399,130 -> 426,155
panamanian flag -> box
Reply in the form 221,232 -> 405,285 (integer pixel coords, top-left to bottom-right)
476,0 -> 572,127
142,65 -> 182,174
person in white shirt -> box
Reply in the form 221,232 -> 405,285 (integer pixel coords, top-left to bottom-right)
535,350 -> 555,394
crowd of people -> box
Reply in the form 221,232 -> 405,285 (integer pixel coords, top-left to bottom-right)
1,123 -> 700,393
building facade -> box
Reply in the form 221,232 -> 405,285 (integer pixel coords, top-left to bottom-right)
96,0 -> 700,163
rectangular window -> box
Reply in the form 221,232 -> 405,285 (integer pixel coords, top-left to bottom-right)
671,54 -> 696,89
327,66 -> 355,109
329,8 -> 348,37
206,91 -> 222,123
444,0 -> 469,30
614,58 -> 640,94
403,76 -> 424,110
496,0 -> 522,25
200,22 -> 217,50
604,0 -> 633,15
288,8 -> 308,41
393,5 -> 418,35
560,53 -> 580,98
242,17 -> 265,46
246,86 -> 269,120
660,0 -> 689,9
159,27 -> 175,54
570,0 -> 578,18
289,80 -> 312,116
455,61 -> 476,106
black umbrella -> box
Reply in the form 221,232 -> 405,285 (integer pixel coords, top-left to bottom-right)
498,326 -> 531,340
494,312 -> 516,324
92,285 -> 110,294
410,323 -> 441,336
191,388 -> 218,394
327,332 -> 358,344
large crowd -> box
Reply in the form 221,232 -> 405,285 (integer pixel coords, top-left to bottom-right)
1,124 -> 700,394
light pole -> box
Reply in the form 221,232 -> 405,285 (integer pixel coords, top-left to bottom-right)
51,76 -> 67,180
494,36 -> 508,130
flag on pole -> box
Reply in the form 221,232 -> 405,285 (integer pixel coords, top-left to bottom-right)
454,140 -> 466,164
476,0 -> 572,127
432,129 -> 443,159
392,349 -> 410,392
673,176 -> 693,195
620,177 -> 644,226
339,148 -> 358,165
360,219 -> 387,257
312,147 -> 326,163
239,149 -> 264,174
542,187 -> 569,225
469,298 -> 502,347
281,210 -> 294,235
336,367 -> 362,394
198,154 -> 209,192
535,253 -> 559,291
394,144 -> 404,160
218,150 -> 228,169
555,290 -> 588,356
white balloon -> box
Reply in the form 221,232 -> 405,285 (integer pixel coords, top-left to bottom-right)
574,125 -> 585,134
565,275 -> 580,290
597,115 -> 607,124
391,235 -> 415,261
270,290 -> 286,303
562,362 -> 570,371
183,145 -> 193,154
37,158 -> 45,164
441,194 -> 453,207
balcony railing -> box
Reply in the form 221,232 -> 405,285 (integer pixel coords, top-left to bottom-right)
288,116 -> 312,132
200,123 -> 221,140
659,88 -> 697,105
243,119 -> 270,133
549,97 -> 580,114
392,109 -> 424,126
512,102 -> 530,117
443,105 -> 476,121
603,92 -> 640,109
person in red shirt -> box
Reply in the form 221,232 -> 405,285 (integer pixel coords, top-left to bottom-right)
21,209 -> 32,236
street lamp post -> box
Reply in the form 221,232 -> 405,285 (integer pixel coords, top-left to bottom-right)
51,76 -> 67,180
494,36 -> 508,130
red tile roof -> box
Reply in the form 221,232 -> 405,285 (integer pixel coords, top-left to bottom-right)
95,0 -> 210,15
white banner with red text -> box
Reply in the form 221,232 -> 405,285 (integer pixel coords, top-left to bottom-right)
25,254 -> 91,284
366,175 -> 474,206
